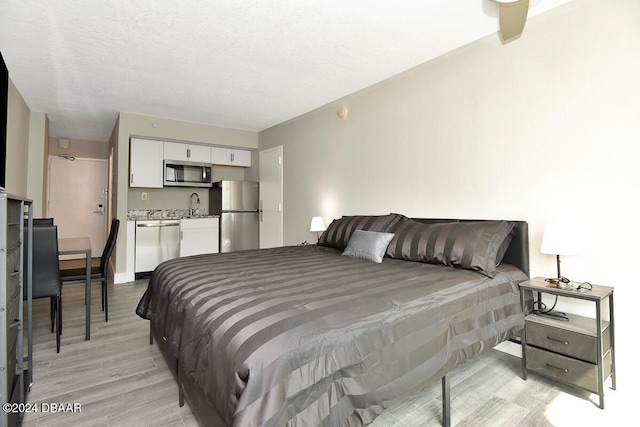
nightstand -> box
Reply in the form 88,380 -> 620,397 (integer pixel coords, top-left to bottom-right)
519,277 -> 616,409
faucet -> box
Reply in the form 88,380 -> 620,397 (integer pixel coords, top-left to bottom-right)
189,192 -> 200,216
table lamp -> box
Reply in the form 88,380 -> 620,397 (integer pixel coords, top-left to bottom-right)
310,216 -> 326,241
540,223 -> 581,286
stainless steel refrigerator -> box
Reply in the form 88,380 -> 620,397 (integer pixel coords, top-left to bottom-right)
209,180 -> 259,252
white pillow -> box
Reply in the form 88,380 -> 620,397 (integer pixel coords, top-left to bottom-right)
342,230 -> 395,263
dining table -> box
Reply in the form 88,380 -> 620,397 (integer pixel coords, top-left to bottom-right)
58,237 -> 92,340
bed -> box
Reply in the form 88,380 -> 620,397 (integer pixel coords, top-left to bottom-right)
136,215 -> 529,426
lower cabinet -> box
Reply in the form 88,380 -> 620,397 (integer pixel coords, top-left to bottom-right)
132,217 -> 220,276
180,218 -> 219,257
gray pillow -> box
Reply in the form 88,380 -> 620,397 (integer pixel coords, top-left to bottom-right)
318,214 -> 404,250
385,219 -> 514,277
342,230 -> 395,263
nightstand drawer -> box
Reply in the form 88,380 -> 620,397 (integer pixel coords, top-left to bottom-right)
526,346 -> 611,393
526,314 -> 610,364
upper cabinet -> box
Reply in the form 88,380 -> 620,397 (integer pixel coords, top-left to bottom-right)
130,138 -> 253,188
130,138 -> 164,188
164,141 -> 211,164
211,146 -> 252,167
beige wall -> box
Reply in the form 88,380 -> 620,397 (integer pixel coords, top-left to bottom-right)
26,112 -> 48,216
5,79 -> 30,196
112,112 -> 259,280
48,137 -> 109,159
260,0 -> 639,386
5,80 -> 50,215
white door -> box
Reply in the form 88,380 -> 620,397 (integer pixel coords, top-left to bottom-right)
259,146 -> 283,248
47,156 -> 108,257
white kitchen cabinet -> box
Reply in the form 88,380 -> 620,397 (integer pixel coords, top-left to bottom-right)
231,148 -> 252,167
164,141 -> 211,163
180,217 -> 219,257
210,146 -> 252,167
130,138 -> 164,188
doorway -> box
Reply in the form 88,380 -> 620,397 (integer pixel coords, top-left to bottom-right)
259,146 -> 283,248
47,156 -> 108,257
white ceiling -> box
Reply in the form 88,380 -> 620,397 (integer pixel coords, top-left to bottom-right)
1,0 -> 569,142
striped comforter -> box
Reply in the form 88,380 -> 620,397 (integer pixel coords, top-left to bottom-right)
136,245 -> 526,426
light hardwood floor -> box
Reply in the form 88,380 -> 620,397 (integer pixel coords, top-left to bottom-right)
22,280 -> 622,426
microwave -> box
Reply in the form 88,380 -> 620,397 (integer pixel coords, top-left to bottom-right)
164,160 -> 213,187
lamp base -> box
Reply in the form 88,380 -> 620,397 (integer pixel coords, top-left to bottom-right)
547,283 -> 573,292
545,277 -> 573,291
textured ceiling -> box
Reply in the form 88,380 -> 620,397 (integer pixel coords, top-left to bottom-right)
0,0 -> 569,142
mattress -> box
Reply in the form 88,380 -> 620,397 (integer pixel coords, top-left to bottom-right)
136,244 -> 527,426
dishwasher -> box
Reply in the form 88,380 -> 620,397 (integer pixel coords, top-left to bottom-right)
135,219 -> 180,276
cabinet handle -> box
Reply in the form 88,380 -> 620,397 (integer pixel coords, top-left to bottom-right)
187,148 -> 191,158
546,336 -> 569,345
130,173 -> 134,184
545,363 -> 569,374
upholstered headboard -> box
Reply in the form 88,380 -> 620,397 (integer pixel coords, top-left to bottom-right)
411,218 -> 530,278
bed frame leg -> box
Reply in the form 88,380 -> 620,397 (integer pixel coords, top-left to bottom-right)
177,358 -> 185,407
442,374 -> 451,427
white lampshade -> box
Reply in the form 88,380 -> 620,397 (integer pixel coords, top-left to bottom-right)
540,223 -> 581,256
310,216 -> 326,233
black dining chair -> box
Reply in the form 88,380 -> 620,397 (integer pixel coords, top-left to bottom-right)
32,217 -> 54,226
24,225 -> 62,353
60,218 -> 120,322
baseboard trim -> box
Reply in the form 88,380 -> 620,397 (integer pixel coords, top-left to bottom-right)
114,272 -> 134,284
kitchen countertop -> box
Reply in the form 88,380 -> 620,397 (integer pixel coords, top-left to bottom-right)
127,209 -> 219,220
